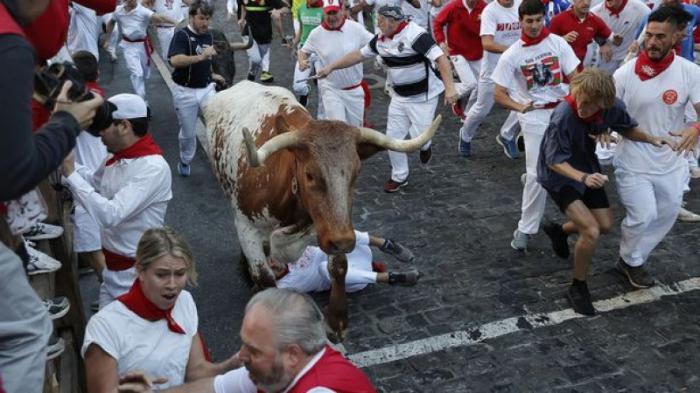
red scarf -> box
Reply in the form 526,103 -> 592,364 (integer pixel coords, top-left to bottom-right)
87,81 -> 105,98
634,49 -> 674,81
117,280 -> 186,334
605,0 -> 627,17
521,27 -> 550,47
321,16 -> 346,31
380,21 -> 409,41
564,95 -> 602,123
105,134 -> 163,166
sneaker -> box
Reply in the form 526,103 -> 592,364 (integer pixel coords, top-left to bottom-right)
43,296 -> 70,320
260,71 -> 274,83
23,222 -> 64,241
516,132 -> 525,152
419,147 -> 432,164
543,222 -> 570,259
388,269 -> 421,286
46,336 -> 65,361
26,242 -> 61,275
617,258 -> 655,289
520,173 -> 527,186
678,207 -> 700,222
177,161 -> 191,177
567,282 -> 596,316
384,179 -> 408,193
451,99 -> 466,119
247,72 -> 255,81
510,229 -> 528,251
90,300 -> 100,313
379,239 -> 415,262
458,139 -> 471,158
496,135 -> 519,160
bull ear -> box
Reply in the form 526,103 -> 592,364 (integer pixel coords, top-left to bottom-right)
356,143 -> 385,160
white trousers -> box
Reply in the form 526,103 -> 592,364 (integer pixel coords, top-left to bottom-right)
156,25 -> 176,58
247,39 -> 270,76
460,76 -> 520,143
120,40 -> 151,100
319,231 -> 377,293
319,84 -> 364,127
517,110 -> 552,235
387,97 -> 437,182
451,55 -> 479,109
98,266 -> 136,308
616,165 -> 686,266
172,83 -> 216,164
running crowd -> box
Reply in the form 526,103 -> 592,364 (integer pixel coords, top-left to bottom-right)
0,0 -> 699,391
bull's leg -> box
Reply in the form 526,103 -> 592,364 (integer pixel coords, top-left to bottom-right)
327,253 -> 348,342
234,214 -> 276,289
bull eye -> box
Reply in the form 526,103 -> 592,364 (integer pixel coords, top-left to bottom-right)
305,172 -> 314,182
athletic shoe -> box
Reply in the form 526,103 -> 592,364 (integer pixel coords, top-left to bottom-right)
567,282 -> 596,316
617,258 -> 655,289
26,242 -> 61,275
90,300 -> 100,313
458,139 -> 471,158
23,222 -> 64,241
543,222 -> 570,259
510,229 -> 528,251
177,161 -> 191,177
388,269 -> 421,286
46,336 -> 65,361
383,179 -> 408,193
379,239 -> 415,262
43,296 -> 70,320
419,147 -> 432,164
520,173 -> 527,186
678,207 -> 700,222
247,72 -> 255,81
516,132 -> 525,152
451,99 -> 466,119
496,135 -> 519,160
260,71 -> 274,83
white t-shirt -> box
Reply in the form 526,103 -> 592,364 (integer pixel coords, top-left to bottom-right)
492,34 -> 579,126
67,3 -> 100,60
613,56 -> 700,174
154,0 -> 185,24
591,0 -> 650,64
302,20 -> 373,89
479,0 -> 522,79
402,0 -> 430,30
82,290 -> 199,389
114,4 -> 154,41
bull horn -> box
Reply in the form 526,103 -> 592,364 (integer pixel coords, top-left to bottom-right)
243,127 -> 301,167
356,115 -> 442,152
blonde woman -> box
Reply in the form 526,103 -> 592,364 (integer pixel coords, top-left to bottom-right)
82,227 -> 240,392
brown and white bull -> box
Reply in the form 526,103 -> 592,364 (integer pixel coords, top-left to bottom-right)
204,81 -> 441,339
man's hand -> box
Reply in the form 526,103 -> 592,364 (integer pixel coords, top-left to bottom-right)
599,43 -> 613,62
627,41 -> 640,57
439,42 -> 450,55
584,173 -> 609,189
60,151 -> 76,178
315,66 -> 333,79
563,31 -> 579,43
238,18 -> 247,30
117,371 -> 168,393
212,73 -> 226,84
53,81 -> 104,130
298,55 -> 310,71
588,132 -> 618,149
443,85 -> 458,105
669,126 -> 700,154
201,45 -> 217,60
519,101 -> 535,113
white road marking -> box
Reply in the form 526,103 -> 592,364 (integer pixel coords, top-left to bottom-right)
348,277 -> 700,368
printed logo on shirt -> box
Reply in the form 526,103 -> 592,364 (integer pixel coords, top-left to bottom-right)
520,56 -> 562,89
662,89 -> 678,105
398,42 -> 405,52
496,22 -> 521,31
195,44 -> 211,55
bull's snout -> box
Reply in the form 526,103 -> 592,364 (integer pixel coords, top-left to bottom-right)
321,231 -> 356,255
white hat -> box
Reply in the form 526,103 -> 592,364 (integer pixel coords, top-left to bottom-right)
108,93 -> 148,119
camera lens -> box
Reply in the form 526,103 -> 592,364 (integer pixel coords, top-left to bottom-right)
85,100 -> 117,136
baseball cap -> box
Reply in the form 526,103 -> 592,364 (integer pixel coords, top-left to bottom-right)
323,0 -> 342,13
108,93 -> 148,120
377,4 -> 405,20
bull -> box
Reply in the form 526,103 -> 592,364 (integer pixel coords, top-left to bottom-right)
204,81 -> 441,339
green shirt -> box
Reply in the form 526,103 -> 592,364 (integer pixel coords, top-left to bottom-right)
297,4 -> 323,47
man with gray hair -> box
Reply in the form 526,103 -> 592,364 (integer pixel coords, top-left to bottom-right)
117,288 -> 376,393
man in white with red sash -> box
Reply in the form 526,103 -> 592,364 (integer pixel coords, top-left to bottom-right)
61,93 -> 173,308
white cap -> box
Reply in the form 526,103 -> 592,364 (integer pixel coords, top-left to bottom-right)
108,93 -> 148,119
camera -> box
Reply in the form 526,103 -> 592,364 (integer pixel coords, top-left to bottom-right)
34,62 -> 116,136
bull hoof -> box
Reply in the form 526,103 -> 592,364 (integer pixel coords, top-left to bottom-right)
325,305 -> 348,343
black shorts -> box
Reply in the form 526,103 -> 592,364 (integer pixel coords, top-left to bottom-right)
547,185 -> 610,213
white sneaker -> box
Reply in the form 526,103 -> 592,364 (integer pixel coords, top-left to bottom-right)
25,241 -> 61,275
678,207 -> 700,222
46,336 -> 65,361
23,222 -> 64,241
690,166 -> 700,179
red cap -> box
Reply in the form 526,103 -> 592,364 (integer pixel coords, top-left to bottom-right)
323,0 -> 342,13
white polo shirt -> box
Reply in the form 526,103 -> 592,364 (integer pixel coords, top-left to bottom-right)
479,0 -> 522,79
613,56 -> 700,174
592,0 -> 650,64
302,19 -> 374,89
82,291 -> 199,389
114,4 -> 154,41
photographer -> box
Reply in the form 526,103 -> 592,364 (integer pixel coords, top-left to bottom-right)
0,1 -> 105,392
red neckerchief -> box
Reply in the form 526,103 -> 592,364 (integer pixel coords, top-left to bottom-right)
521,27 -> 550,47
309,0 -> 323,7
605,0 -> 628,17
0,2 -> 25,36
105,134 -> 163,166
321,16 -> 346,31
634,49 -> 674,81
86,81 -> 105,98
117,279 -> 186,334
379,21 -> 409,41
564,95 -> 603,123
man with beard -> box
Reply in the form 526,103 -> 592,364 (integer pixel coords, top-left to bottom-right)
612,5 -> 700,288
116,288 -> 376,393
550,0 -> 615,69
492,0 -> 579,251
